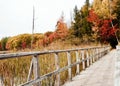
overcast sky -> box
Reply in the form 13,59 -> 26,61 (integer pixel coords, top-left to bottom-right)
0,0 -> 93,39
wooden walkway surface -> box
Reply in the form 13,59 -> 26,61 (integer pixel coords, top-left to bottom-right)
64,49 -> 117,86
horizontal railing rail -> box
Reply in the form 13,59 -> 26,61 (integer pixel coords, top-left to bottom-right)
0,46 -> 110,86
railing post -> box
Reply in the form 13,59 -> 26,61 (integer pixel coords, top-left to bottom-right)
0,75 -> 3,86
101,47 -> 103,57
96,48 -> 99,60
103,47 -> 105,55
86,49 -> 89,67
67,51 -> 72,81
54,53 -> 60,86
90,49 -> 93,65
33,55 -> 40,86
27,55 -> 40,86
81,50 -> 85,70
75,51 -> 80,74
100,48 -> 102,58
92,48 -> 95,62
27,58 -> 33,81
98,48 -> 100,59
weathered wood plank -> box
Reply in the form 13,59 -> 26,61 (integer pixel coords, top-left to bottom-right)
54,53 -> 60,86
0,46 -> 109,59
67,51 -> 72,81
33,55 -> 40,86
86,49 -> 89,67
81,50 -> 85,70
76,51 -> 80,74
0,75 -> 3,86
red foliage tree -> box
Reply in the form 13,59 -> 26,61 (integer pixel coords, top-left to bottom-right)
100,19 -> 118,47
87,9 -> 118,48
87,9 -> 101,27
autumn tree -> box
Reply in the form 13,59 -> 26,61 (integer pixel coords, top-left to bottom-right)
55,13 -> 68,39
87,9 -> 118,48
44,31 -> 53,37
100,19 -> 118,48
92,0 -> 102,17
41,14 -> 69,46
87,9 -> 101,42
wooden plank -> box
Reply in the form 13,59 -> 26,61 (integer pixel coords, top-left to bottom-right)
0,75 -> 3,86
81,50 -> 85,70
27,58 -> 34,81
86,49 -> 89,67
67,51 -> 72,81
0,46 -> 109,60
54,53 -> 60,86
76,51 -> 80,74
92,49 -> 95,62
90,49 -> 93,65
33,55 -> 40,86
96,48 -> 99,60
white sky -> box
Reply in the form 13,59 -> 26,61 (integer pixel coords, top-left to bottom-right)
0,0 -> 93,39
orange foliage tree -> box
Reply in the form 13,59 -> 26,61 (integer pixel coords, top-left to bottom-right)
55,17 -> 68,39
41,15 -> 68,46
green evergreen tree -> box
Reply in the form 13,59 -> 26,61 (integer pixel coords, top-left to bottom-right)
72,6 -> 82,37
80,0 -> 92,36
72,0 -> 92,38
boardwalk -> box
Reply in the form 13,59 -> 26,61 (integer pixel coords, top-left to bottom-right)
64,49 -> 117,86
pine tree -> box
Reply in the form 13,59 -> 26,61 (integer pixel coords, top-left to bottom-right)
72,6 -> 82,37
72,0 -> 92,39
80,0 -> 92,36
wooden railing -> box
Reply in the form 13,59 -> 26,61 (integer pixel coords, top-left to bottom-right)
0,46 -> 110,86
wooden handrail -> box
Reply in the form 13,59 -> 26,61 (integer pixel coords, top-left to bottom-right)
0,46 -> 109,59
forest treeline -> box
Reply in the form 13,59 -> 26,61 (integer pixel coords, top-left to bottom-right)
1,0 -> 120,51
